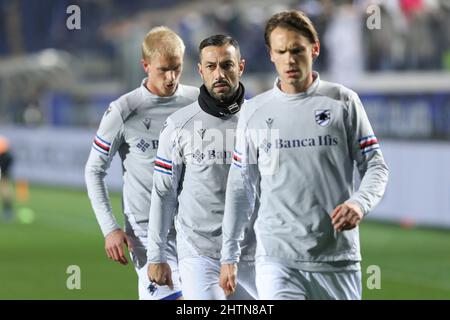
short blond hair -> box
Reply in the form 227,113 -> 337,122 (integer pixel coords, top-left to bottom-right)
141,26 -> 185,62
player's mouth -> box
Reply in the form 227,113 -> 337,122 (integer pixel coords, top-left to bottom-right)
165,83 -> 176,90
286,69 -> 300,78
213,82 -> 230,92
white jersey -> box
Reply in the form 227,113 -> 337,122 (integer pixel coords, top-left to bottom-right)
85,79 -> 198,268
221,72 -> 389,271
146,101 -> 256,263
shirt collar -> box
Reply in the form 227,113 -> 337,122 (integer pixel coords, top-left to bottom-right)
140,78 -> 182,102
273,71 -> 320,100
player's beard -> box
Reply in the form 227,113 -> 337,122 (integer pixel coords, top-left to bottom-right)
207,82 -> 237,103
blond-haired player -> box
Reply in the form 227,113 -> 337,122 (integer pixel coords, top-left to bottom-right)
85,26 -> 199,300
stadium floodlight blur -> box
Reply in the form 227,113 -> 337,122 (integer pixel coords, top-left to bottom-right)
0,49 -> 72,82
0,49 -> 75,126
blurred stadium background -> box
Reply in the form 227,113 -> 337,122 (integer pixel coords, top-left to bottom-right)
0,0 -> 449,299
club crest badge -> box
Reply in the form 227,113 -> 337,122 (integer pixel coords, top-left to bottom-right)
315,110 -> 331,127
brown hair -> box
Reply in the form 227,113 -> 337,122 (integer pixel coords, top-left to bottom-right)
264,10 -> 319,48
141,26 -> 185,62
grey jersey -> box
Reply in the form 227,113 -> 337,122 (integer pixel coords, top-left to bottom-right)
146,102 -> 256,263
221,73 -> 389,271
85,80 -> 199,239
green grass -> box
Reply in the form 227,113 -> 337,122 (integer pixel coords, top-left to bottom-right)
0,185 -> 136,299
1,185 -> 449,299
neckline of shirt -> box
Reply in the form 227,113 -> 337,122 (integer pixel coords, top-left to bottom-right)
273,71 -> 320,101
140,78 -> 182,102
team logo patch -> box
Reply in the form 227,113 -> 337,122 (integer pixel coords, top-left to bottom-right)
143,118 -> 151,130
265,118 -> 274,129
193,149 -> 205,163
148,282 -> 158,295
137,139 -> 150,152
315,110 -> 331,127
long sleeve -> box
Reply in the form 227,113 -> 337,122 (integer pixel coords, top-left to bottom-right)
221,112 -> 260,264
147,118 -> 183,263
346,92 -> 389,215
85,104 -> 124,236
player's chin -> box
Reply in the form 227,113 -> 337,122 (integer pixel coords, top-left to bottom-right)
162,84 -> 177,96
212,91 -> 230,101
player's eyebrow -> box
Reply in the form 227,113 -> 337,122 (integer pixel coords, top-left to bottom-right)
220,59 -> 235,65
159,64 -> 181,71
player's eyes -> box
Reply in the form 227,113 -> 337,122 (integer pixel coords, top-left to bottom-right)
291,48 -> 304,55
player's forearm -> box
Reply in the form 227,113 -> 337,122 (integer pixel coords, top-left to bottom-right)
85,165 -> 120,236
221,207 -> 250,263
146,188 -> 178,263
349,154 -> 389,215
221,168 -> 254,264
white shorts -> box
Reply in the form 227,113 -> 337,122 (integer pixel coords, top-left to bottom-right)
178,255 -> 258,300
255,261 -> 362,300
131,237 -> 182,300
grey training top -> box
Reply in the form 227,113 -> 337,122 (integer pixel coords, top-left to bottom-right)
146,101 -> 256,263
221,72 -> 389,272
85,80 -> 199,242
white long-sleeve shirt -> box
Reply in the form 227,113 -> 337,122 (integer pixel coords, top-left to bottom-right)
146,102 -> 256,263
221,73 -> 389,272
85,80 -> 198,251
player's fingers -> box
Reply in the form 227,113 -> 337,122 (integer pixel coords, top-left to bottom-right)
109,246 -> 119,261
166,274 -> 174,290
119,256 -> 128,265
221,276 -> 232,296
219,274 -> 227,290
344,215 -> 361,230
334,217 -> 348,231
107,249 -> 113,260
331,212 -> 342,226
227,278 -> 237,296
105,247 -> 111,259
332,207 -> 350,225
331,207 -> 346,225
229,274 -> 237,291
331,205 -> 343,219
117,245 -> 128,265
223,286 -> 232,297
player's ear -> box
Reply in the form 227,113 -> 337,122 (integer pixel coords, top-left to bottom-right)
141,59 -> 150,73
238,59 -> 245,77
312,41 -> 320,60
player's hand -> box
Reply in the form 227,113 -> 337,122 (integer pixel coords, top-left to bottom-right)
331,202 -> 363,232
148,263 -> 174,290
105,229 -> 134,265
219,263 -> 237,296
